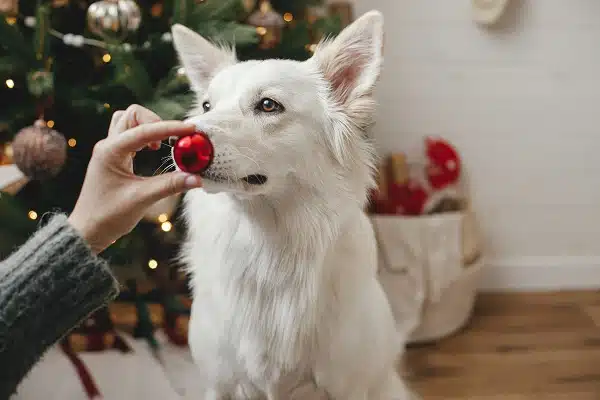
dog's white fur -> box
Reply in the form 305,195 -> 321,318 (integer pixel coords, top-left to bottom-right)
172,11 -> 411,399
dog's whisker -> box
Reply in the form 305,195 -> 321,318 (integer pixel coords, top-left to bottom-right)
153,158 -> 172,176
158,162 -> 176,175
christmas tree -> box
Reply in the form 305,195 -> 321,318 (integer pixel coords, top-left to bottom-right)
0,0 -> 348,276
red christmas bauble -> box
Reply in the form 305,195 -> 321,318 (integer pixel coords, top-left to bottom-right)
425,137 -> 461,190
173,132 -> 214,174
388,179 -> 428,216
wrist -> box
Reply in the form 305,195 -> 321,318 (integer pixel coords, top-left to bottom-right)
67,213 -> 105,254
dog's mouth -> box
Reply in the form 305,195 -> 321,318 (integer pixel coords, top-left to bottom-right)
241,174 -> 268,185
202,171 -> 268,187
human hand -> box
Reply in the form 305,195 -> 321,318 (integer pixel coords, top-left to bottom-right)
68,105 -> 202,254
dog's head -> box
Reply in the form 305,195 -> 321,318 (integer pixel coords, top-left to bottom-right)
171,11 -> 383,204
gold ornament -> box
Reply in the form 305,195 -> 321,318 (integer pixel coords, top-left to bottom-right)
87,0 -> 142,41
247,0 -> 284,49
150,2 -> 163,17
0,0 -> 17,15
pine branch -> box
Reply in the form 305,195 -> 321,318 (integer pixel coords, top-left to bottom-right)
110,47 -> 154,102
0,18 -> 35,65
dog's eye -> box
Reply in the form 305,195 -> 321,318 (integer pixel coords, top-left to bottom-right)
202,101 -> 211,112
257,98 -> 283,113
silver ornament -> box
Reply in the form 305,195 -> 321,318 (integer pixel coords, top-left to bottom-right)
87,0 -> 142,41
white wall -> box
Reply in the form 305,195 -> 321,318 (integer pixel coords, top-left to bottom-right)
350,0 -> 600,290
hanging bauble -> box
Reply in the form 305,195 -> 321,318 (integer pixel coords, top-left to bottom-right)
87,0 -> 142,41
12,120 -> 67,180
247,0 -> 284,49
0,0 -> 18,15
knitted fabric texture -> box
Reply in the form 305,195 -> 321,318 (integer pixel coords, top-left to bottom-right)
0,214 -> 119,398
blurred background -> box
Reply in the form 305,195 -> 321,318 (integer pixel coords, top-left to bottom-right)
3,0 -> 600,399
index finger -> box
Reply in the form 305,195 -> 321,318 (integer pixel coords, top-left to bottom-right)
109,105 -> 161,137
112,121 -> 196,154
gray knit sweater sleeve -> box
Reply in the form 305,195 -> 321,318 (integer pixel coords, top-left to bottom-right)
0,214 -> 119,398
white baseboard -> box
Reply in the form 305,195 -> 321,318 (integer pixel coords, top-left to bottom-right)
479,256 -> 600,291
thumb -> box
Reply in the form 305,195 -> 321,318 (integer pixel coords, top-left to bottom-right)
139,172 -> 203,205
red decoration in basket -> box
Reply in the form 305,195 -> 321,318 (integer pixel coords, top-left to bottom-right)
388,179 -> 428,216
425,137 -> 461,190
368,137 -> 463,216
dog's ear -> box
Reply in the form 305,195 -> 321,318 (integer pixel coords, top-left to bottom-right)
171,24 -> 237,91
312,10 -> 383,105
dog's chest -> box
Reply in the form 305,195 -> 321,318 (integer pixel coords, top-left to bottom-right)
184,192 -> 320,375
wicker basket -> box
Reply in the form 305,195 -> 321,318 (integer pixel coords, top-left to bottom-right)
371,211 -> 484,343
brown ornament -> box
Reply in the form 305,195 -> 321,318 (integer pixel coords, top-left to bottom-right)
12,120 -> 67,180
247,0 -> 284,49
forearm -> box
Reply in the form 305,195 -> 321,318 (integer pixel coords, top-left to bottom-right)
0,214 -> 119,397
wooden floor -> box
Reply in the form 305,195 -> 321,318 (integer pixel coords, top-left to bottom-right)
404,291 -> 600,400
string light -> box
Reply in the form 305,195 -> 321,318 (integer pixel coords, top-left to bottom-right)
5,79 -> 14,89
68,138 -> 77,147
46,120 -> 55,128
157,213 -> 169,223
256,26 -> 267,36
161,221 -> 172,232
102,53 -> 111,63
306,44 -> 317,53
283,13 -> 293,22
28,211 -> 38,220
5,17 -> 16,25
148,259 -> 158,269
103,103 -> 110,110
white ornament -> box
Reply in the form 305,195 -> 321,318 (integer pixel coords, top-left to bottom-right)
122,43 -> 132,52
62,33 -> 74,45
24,16 -> 36,27
71,35 -> 85,47
143,41 -> 151,49
161,32 -> 172,43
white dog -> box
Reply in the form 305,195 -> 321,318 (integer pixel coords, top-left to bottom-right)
172,10 -> 413,400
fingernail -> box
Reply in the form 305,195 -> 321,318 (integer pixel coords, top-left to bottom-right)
184,174 -> 202,188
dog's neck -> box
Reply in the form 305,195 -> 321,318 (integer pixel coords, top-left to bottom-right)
232,179 -> 359,254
